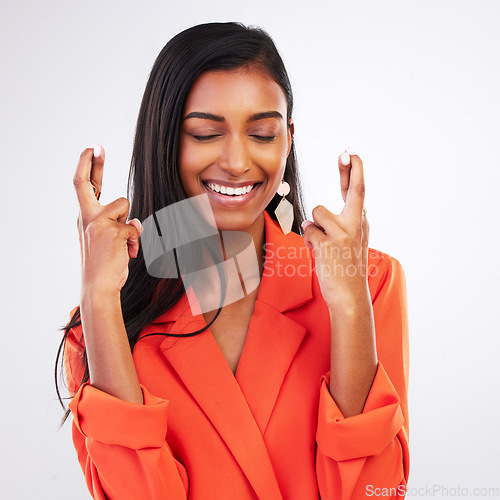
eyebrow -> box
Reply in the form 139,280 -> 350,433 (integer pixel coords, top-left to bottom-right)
183,111 -> 283,122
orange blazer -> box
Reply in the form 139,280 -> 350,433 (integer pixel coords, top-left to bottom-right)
64,210 -> 410,500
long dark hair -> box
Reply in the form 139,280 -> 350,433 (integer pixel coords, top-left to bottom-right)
55,21 -> 307,424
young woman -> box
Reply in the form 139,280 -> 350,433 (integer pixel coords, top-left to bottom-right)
57,22 -> 409,500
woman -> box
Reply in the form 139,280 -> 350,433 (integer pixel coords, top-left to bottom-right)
57,22 -> 409,500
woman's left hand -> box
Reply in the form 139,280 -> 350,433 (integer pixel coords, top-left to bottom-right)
302,150 -> 370,308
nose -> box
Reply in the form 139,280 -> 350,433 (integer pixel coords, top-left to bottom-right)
218,135 -> 250,177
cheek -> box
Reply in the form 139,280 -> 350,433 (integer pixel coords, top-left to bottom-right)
254,151 -> 287,201
178,143 -> 198,194
179,140 -> 201,171
178,140 -> 214,187
252,141 -> 289,175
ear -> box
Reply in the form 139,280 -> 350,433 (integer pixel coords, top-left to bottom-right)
286,119 -> 295,157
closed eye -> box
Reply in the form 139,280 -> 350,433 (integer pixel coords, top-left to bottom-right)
251,135 -> 276,142
192,134 -> 221,141
190,134 -> 276,142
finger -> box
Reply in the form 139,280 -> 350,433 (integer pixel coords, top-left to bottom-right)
301,220 -> 314,248
338,151 -> 351,203
126,218 -> 143,258
117,221 -> 142,262
343,153 -> 365,219
99,196 -> 131,225
89,143 -> 105,200
301,219 -> 327,249
310,204 -> 344,237
73,144 -> 104,218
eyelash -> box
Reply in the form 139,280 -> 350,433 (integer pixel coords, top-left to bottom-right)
254,135 -> 276,143
192,134 -> 276,143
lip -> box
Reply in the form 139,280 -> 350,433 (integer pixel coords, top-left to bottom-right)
202,180 -> 262,207
202,179 -> 261,188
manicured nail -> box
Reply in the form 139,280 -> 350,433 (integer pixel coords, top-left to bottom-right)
93,144 -> 102,158
340,152 -> 350,166
301,220 -> 314,231
130,218 -> 143,234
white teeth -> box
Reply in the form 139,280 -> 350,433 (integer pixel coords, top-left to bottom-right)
206,182 -> 256,196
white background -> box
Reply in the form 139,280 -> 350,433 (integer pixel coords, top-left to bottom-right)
1,0 -> 499,498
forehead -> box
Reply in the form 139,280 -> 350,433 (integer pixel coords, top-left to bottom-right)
183,67 -> 287,115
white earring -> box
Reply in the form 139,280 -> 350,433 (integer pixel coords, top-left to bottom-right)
274,180 -> 294,235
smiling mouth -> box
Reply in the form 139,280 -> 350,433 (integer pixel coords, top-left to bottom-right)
203,181 -> 261,196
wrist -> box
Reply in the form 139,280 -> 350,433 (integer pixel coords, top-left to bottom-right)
80,284 -> 122,308
326,284 -> 371,314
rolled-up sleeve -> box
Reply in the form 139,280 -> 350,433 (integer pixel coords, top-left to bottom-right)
316,362 -> 404,461
64,317 -> 189,500
69,382 -> 170,449
315,251 -> 410,500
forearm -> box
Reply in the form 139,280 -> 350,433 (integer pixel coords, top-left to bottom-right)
80,288 -> 144,404
328,288 -> 378,417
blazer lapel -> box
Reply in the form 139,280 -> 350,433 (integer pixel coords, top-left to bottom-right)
235,211 -> 313,433
235,300 -> 307,434
152,293 -> 282,499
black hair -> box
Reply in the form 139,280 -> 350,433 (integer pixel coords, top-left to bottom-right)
55,21 -> 306,425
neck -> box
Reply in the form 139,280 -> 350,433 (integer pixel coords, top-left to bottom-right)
247,212 -> 266,277
218,211 -> 266,293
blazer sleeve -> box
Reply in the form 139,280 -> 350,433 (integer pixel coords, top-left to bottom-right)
315,252 -> 410,500
63,310 -> 189,500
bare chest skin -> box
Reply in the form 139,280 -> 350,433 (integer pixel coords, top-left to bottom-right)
203,287 -> 259,375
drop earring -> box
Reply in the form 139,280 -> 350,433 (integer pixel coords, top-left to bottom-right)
274,179 -> 294,235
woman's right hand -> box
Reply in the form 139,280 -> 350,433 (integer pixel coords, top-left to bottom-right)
73,144 -> 143,295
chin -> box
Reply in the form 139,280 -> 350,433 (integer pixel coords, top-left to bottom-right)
210,212 -> 257,233
212,219 -> 250,233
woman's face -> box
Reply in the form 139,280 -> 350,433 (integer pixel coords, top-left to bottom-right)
179,66 -> 293,234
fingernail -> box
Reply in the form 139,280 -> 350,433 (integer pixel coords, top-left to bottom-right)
93,144 -> 102,158
131,218 -> 143,234
340,152 -> 350,166
345,147 -> 357,155
301,220 -> 314,231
